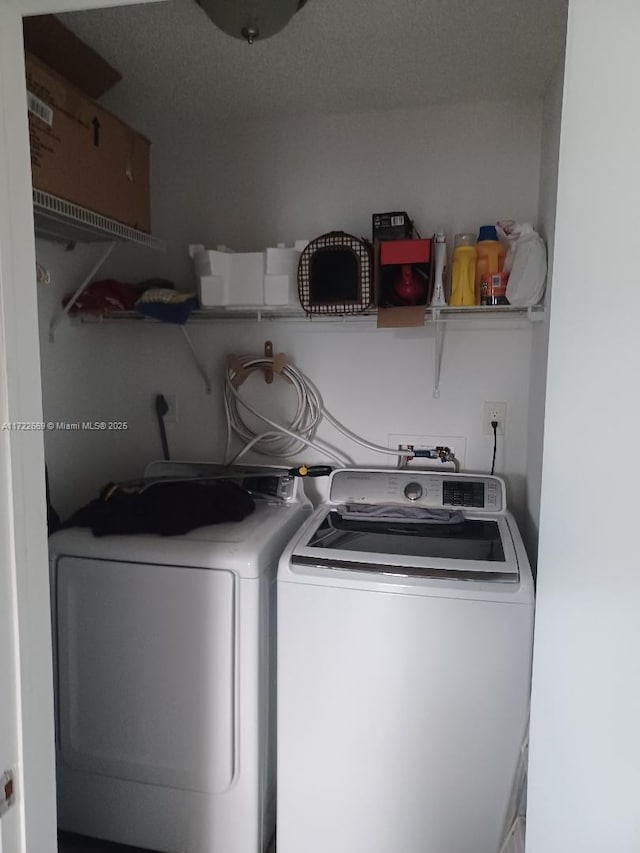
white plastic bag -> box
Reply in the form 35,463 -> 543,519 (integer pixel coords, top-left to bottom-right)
497,221 -> 547,307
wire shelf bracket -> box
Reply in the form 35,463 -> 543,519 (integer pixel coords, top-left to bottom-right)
432,308 -> 445,398
180,326 -> 212,394
48,241 -> 116,342
35,189 -> 166,341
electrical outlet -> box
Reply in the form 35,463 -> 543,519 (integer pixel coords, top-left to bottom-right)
483,402 -> 506,435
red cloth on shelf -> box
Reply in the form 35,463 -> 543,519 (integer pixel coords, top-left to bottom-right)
65,279 -> 142,314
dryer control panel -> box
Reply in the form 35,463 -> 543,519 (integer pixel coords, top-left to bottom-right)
329,470 -> 505,513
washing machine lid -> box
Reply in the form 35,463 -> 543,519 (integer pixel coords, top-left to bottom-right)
291,506 -> 519,581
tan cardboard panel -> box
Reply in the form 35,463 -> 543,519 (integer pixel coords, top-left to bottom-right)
376,305 -> 426,328
373,238 -> 429,329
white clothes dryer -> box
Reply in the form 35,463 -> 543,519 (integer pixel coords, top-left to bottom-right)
277,468 -> 534,853
49,463 -> 310,853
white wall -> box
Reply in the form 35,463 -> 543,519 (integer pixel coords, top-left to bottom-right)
37,99 -> 543,528
527,1 -> 640,850
106,99 -> 543,286
523,54 -> 565,564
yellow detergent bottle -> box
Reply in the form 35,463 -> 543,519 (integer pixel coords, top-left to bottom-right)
449,234 -> 477,306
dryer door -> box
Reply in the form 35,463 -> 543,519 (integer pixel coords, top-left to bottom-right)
54,556 -> 235,793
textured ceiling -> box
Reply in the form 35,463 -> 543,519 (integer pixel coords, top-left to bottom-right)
59,0 -> 567,133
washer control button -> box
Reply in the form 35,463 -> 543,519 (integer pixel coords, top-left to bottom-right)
404,482 -> 423,501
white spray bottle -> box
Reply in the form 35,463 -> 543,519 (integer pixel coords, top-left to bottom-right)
431,229 -> 448,307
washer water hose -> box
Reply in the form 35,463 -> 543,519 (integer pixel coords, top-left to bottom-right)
224,353 -> 454,467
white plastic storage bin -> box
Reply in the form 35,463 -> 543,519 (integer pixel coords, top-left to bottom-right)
263,243 -> 305,306
265,246 -> 300,276
190,245 -> 264,307
230,253 -> 264,305
264,273 -> 299,306
193,248 -> 231,306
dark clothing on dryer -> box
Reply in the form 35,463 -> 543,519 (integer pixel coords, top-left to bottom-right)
63,479 -> 255,536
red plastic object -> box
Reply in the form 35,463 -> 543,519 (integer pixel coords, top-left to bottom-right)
393,265 -> 426,305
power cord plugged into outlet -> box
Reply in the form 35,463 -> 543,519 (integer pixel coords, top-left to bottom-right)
490,420 -> 498,475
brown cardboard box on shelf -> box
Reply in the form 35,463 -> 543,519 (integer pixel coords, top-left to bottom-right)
25,52 -> 151,233
375,238 -> 432,328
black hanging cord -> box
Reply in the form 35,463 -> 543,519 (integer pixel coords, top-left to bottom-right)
155,394 -> 171,461
490,421 -> 498,475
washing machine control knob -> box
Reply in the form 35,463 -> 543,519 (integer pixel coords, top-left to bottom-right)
404,482 -> 423,501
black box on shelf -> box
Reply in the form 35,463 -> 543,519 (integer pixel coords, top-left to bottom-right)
372,211 -> 413,242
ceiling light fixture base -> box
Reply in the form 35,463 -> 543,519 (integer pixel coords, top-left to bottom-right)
197,0 -> 309,43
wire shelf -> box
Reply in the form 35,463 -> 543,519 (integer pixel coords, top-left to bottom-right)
33,189 -> 165,250
72,304 -> 545,324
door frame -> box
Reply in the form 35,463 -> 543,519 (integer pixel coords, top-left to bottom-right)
0,2 -> 163,850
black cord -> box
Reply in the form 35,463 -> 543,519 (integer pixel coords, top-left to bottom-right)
155,394 -> 170,461
490,420 -> 498,475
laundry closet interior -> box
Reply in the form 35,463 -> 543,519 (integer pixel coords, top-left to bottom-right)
27,1 -> 569,852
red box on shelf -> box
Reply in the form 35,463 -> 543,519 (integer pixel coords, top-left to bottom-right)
380,239 -> 431,266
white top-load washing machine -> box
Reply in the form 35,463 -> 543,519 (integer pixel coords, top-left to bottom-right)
49,463 -> 310,853
277,468 -> 534,853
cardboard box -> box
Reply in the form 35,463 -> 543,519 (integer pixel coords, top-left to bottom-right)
25,53 -> 151,233
372,211 -> 413,242
376,238 -> 432,328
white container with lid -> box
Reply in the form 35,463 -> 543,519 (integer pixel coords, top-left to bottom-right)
190,244 -> 264,307
263,242 -> 306,306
